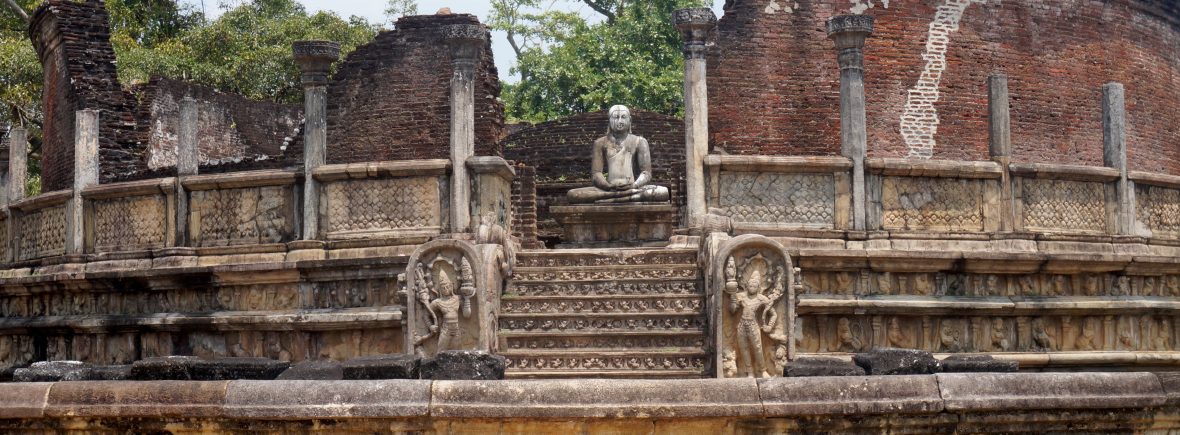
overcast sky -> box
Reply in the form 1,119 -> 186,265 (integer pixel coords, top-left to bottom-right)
187,0 -> 724,82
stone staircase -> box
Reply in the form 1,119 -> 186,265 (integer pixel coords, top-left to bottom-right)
499,248 -> 710,378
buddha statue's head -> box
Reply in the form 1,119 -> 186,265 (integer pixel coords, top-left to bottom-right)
608,105 -> 632,135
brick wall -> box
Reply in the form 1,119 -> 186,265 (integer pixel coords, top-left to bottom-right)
510,163 -> 541,249
326,13 -> 504,163
502,110 -> 686,240
30,0 -> 149,190
136,78 -> 302,174
709,0 -> 1180,175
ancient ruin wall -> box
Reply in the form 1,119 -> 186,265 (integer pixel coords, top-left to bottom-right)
326,14 -> 504,163
709,0 -> 1180,174
29,0 -> 148,191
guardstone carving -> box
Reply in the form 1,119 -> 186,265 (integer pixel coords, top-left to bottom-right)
711,235 -> 795,378
406,239 -> 498,358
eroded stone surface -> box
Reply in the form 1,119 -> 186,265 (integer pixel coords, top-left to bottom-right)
130,356 -> 289,381
420,351 -> 505,380
784,357 -> 865,377
939,354 -> 1017,373
277,359 -> 343,381
14,361 -> 90,382
342,354 -> 419,380
853,348 -> 939,375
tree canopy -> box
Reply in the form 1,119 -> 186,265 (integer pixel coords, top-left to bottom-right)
490,0 -> 712,123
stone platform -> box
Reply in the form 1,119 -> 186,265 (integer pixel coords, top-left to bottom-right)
549,203 -> 677,248
1,373 -> 1176,433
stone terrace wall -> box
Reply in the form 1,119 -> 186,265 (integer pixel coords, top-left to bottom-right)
502,110 -> 686,240
326,13 -> 504,163
133,78 -> 303,175
29,0 -> 149,191
709,0 -> 1180,174
510,163 -> 541,249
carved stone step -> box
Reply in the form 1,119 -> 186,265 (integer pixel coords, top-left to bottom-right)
501,295 -> 704,315
499,313 -> 705,333
504,369 -> 707,379
511,266 -> 699,283
514,249 -> 698,268
506,280 -> 701,297
501,330 -> 707,351
501,351 -> 710,376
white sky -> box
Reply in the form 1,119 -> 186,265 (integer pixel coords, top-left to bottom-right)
186,0 -> 725,82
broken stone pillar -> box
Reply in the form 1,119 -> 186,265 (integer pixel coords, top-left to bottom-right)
1103,82 -> 1137,236
674,8 -> 717,228
292,40 -> 341,240
6,127 -> 27,262
988,74 -> 1016,232
175,96 -> 198,246
67,109 -> 99,254
827,15 -> 874,231
444,25 -> 485,233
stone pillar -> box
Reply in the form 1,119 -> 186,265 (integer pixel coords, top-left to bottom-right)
175,96 -> 198,246
674,8 -> 717,228
988,74 -> 1016,232
443,25 -> 485,233
68,109 -> 100,255
292,40 -> 340,241
1103,82 -> 1136,236
827,15 -> 874,231
6,127 -> 27,262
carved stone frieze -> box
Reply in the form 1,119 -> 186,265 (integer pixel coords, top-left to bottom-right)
500,315 -> 704,332
1021,178 -> 1107,232
796,314 -> 1179,354
505,355 -> 707,372
504,335 -> 704,350
1137,184 -> 1180,238
716,172 -> 835,227
323,177 -> 441,237
512,267 -> 697,282
515,251 -> 697,268
16,204 -> 66,260
881,176 -> 985,231
91,194 -> 168,252
190,185 -> 294,247
710,235 -> 796,378
506,281 -> 699,297
501,297 -> 703,315
798,271 -> 1180,298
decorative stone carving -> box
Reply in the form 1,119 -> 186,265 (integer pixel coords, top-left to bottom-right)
717,173 -> 834,227
566,106 -> 670,204
711,235 -> 795,378
881,177 -> 985,231
190,185 -> 294,246
323,177 -> 441,237
16,204 -> 66,260
406,239 -> 498,358
1021,178 -> 1107,232
1137,184 -> 1180,238
91,194 -> 168,252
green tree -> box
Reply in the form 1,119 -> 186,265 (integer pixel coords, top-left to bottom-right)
490,0 -> 711,122
383,0 -> 417,25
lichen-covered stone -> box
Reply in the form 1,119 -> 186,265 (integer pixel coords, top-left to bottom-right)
14,361 -> 90,382
784,357 -> 866,377
419,351 -> 505,380
853,348 -> 939,375
939,355 -> 1018,373
342,354 -> 419,380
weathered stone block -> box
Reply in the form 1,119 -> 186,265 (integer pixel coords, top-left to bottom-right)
938,372 -> 1166,411
550,204 -> 676,247
14,360 -> 89,382
277,359 -> 343,380
419,351 -> 505,380
852,348 -> 939,375
130,356 -> 289,381
939,355 -> 1017,373
784,357 -> 865,377
342,354 -> 419,380
760,375 -> 944,415
225,380 -> 431,419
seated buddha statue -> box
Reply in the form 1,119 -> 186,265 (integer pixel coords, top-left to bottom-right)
567,105 -> 670,204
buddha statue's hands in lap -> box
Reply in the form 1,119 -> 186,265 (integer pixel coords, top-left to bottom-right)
567,105 -> 671,204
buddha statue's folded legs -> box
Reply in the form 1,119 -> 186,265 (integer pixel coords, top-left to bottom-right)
567,184 -> 669,204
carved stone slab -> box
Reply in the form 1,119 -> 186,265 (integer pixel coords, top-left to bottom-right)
709,235 -> 796,378
550,203 -> 676,247
405,239 -> 501,358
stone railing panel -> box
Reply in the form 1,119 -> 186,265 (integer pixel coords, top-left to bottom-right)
315,160 -> 448,240
11,190 -> 71,261
705,156 -> 851,230
184,171 -> 297,247
1017,178 -> 1110,234
1132,172 -> 1180,240
83,179 -> 175,253
880,177 -> 987,232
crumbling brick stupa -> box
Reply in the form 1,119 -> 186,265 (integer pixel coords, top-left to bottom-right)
3,0 -> 1180,432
